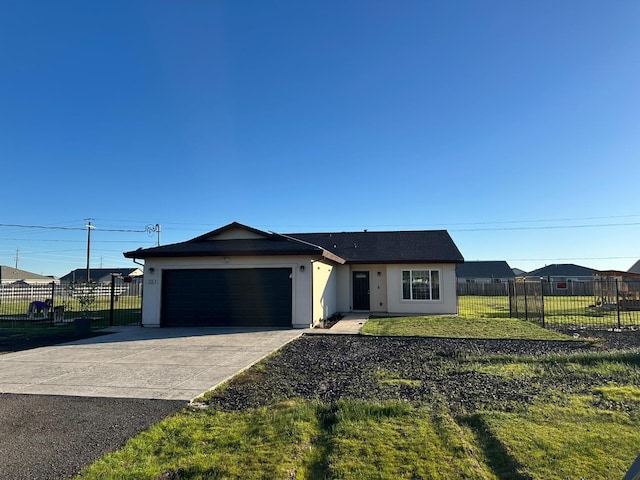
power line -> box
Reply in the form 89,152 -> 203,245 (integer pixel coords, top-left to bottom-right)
0,223 -> 146,233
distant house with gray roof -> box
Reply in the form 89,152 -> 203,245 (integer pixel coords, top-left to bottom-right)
60,268 -> 143,285
523,263 -> 596,295
0,266 -> 57,285
456,261 -> 515,284
456,261 -> 514,295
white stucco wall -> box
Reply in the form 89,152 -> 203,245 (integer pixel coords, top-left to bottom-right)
335,263 -> 458,315
140,255 -> 318,328
311,260 -> 337,324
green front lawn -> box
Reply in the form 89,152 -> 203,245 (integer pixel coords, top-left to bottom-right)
77,336 -> 640,479
362,315 -> 574,341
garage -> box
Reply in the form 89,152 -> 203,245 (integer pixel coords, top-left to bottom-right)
161,268 -> 292,327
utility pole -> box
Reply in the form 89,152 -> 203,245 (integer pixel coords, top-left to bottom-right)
146,223 -> 161,246
86,219 -> 94,283
15,248 -> 19,269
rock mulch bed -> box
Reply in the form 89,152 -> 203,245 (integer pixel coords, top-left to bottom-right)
205,332 -> 640,414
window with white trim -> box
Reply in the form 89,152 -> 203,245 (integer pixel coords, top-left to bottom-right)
402,269 -> 440,301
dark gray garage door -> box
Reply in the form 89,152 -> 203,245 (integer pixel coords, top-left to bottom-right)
161,268 -> 292,327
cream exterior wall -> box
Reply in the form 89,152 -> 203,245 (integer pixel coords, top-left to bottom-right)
311,261 -> 337,324
386,264 -> 458,314
335,263 -> 458,315
140,255 -> 319,328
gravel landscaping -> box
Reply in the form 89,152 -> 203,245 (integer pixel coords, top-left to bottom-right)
205,331 -> 640,414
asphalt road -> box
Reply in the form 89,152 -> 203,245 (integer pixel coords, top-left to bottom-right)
0,394 -> 185,480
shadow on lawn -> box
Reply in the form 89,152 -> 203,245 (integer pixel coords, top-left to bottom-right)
460,414 -> 533,480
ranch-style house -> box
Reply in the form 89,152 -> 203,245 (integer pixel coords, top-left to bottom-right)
124,222 -> 464,328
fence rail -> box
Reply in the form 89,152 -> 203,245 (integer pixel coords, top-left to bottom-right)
0,277 -> 143,329
459,279 -> 640,330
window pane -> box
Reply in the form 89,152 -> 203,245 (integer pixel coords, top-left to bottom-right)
402,271 -> 411,300
431,270 -> 440,300
412,270 -> 430,300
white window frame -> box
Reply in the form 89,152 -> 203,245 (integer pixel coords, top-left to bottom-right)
402,269 -> 441,301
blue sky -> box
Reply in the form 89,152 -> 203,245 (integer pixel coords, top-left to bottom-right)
1,0 -> 639,277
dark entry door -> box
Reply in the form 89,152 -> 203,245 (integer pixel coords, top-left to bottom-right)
352,271 -> 370,310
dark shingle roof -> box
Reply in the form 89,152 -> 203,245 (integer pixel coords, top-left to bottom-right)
124,223 -> 464,264
456,261 -> 515,279
287,230 -> 463,264
524,264 -> 596,278
60,268 -> 141,282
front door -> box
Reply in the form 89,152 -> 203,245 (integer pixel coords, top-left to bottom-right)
352,271 -> 370,310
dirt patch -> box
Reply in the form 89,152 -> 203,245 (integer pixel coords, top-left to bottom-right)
204,334 -> 640,414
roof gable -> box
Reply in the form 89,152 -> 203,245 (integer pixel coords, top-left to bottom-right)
628,259 -> 640,274
190,222 -> 272,242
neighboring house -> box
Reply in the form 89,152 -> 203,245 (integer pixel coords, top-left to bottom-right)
0,266 -> 58,285
456,261 -> 515,284
60,268 -> 143,284
628,260 -> 640,275
123,222 -> 464,328
456,261 -> 515,295
522,263 -> 597,294
512,268 -> 526,277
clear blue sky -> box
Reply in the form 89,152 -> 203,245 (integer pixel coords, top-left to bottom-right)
1,0 -> 639,277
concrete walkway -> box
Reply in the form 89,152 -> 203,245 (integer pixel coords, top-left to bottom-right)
0,326 -> 304,401
324,313 -> 369,334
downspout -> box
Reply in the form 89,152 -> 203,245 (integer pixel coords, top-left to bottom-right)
131,258 -> 144,267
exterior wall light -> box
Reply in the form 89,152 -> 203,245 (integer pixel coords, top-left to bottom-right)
300,265 -> 305,272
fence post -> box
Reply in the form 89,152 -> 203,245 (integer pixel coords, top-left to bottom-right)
109,274 -> 116,327
50,281 -> 56,326
508,281 -> 513,317
524,281 -> 528,322
616,279 -> 621,329
541,279 -> 545,328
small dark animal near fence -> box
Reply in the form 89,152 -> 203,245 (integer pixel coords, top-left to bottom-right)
0,275 -> 143,329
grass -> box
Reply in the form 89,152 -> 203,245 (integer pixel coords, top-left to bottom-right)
77,351 -> 640,480
75,312 -> 640,479
459,294 -> 640,328
468,395 -> 640,479
362,315 -> 574,341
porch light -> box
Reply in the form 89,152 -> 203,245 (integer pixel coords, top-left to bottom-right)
300,265 -> 305,272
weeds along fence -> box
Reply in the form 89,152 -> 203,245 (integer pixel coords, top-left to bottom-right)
0,276 -> 143,329
459,278 -> 640,330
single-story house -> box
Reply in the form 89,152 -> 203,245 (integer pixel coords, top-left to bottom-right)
456,260 -> 515,295
0,266 -> 58,285
456,261 -> 515,284
60,268 -> 143,285
123,222 -> 464,328
522,263 -> 597,295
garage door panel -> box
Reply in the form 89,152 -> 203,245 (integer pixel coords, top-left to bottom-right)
161,268 -> 292,327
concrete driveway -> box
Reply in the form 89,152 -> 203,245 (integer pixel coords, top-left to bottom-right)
0,326 -> 305,401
